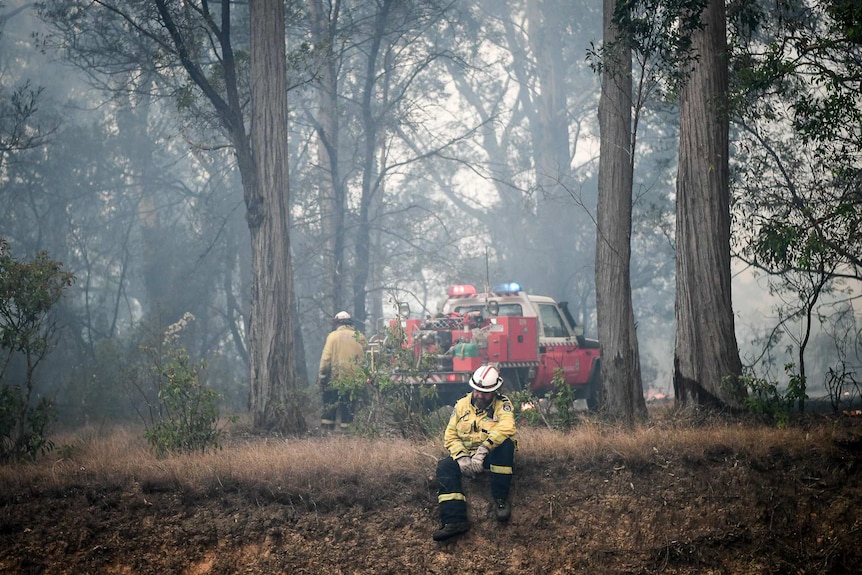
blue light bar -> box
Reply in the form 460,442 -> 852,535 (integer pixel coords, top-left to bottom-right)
492,282 -> 522,293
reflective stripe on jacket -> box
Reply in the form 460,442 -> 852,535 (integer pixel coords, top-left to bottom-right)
444,392 -> 517,459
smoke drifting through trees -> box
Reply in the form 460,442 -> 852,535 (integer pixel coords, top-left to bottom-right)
0,0 -> 857,426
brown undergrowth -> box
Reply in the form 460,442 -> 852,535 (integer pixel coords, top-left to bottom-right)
1,409 -> 861,574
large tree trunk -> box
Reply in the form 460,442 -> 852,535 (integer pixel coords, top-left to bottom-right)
246,0 -> 306,432
674,0 -> 744,408
595,0 -> 647,425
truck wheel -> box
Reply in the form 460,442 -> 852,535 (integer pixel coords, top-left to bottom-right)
586,363 -> 602,411
501,368 -> 530,394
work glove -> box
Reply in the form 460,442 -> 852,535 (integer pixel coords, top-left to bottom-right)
456,456 -> 475,478
469,445 -> 490,475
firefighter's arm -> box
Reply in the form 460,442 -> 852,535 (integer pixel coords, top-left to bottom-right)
444,408 -> 470,459
483,397 -> 517,450
318,335 -> 334,384
356,331 -> 368,350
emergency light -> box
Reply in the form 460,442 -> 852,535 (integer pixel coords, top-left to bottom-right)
447,284 -> 477,297
492,282 -> 522,293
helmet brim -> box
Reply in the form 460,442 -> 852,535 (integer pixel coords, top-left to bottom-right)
469,375 -> 503,393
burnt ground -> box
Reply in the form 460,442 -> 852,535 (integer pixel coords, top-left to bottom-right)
1,416 -> 862,575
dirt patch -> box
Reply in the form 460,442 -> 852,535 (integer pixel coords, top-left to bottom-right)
1,418 -> 861,574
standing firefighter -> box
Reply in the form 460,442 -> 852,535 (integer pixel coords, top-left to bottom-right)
432,364 -> 518,541
317,311 -> 368,431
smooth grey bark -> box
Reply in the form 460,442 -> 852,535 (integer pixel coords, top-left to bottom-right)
673,0 -> 744,407
595,0 -> 647,425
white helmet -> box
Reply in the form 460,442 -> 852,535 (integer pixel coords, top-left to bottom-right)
469,365 -> 503,392
334,311 -> 351,321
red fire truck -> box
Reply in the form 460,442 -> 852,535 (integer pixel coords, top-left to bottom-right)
374,282 -> 601,407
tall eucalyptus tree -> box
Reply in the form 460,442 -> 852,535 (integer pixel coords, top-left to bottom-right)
589,0 -> 697,419
674,0 -> 744,407
40,0 -> 307,431
248,0 -> 305,431
595,0 -> 647,425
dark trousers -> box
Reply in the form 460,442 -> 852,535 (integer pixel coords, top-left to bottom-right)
436,438 -> 515,525
321,387 -> 353,426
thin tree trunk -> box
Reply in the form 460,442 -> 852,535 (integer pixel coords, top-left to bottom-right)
595,0 -> 647,425
353,0 -> 392,328
309,0 -> 346,313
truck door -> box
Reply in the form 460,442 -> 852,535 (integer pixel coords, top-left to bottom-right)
534,303 -> 585,391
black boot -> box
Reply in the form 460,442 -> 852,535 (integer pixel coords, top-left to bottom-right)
432,522 -> 469,541
495,499 -> 511,522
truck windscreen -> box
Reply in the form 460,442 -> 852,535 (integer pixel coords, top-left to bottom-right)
453,304 -> 523,317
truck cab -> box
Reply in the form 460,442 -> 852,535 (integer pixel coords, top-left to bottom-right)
376,282 -> 601,407
441,284 -> 599,396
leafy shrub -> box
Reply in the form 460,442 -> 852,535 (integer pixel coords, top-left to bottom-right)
327,358 -> 371,408
507,388 -> 546,427
0,385 -> 55,462
549,368 -> 580,429
506,370 -> 582,430
140,313 -> 225,456
0,241 -> 74,462
739,364 -> 808,427
341,364 -> 448,438
343,326 -> 455,438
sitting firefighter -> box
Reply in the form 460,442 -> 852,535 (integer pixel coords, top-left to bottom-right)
317,311 -> 368,431
432,364 -> 517,541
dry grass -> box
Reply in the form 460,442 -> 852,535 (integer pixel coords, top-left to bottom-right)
0,425 -> 444,510
0,413 -> 843,505
3,413 -> 860,574
519,408 -> 840,466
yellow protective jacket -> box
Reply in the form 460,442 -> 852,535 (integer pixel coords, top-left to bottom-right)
318,325 -> 368,385
444,392 -> 518,459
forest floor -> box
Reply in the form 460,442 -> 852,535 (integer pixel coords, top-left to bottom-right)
1,407 -> 862,575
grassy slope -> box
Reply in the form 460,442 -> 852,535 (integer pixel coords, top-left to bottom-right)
0,411 -> 861,574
